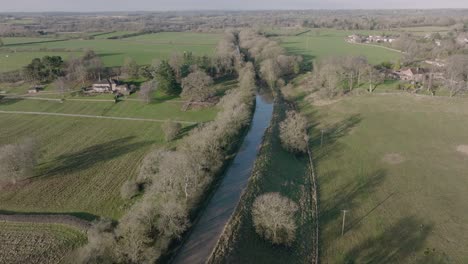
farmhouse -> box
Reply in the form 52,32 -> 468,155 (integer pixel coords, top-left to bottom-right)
28,86 -> 44,94
90,79 -> 130,94
346,34 -> 395,44
396,68 -> 428,82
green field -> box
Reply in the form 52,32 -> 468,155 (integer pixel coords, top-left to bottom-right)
277,29 -> 401,65
297,94 -> 468,263
0,222 -> 86,264
0,32 -> 221,72
0,92 -> 218,219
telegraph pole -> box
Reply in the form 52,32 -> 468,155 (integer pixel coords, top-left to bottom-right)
320,129 -> 325,147
341,209 -> 349,236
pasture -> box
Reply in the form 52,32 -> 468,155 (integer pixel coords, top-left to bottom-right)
298,93 -> 468,263
277,29 -> 402,65
0,91 -> 218,219
0,32 -> 222,72
0,222 -> 86,264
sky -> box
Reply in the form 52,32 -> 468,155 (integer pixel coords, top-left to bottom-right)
1,0 -> 468,12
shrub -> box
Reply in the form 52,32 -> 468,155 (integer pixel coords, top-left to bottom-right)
120,180 -> 139,200
252,192 -> 298,245
162,121 -> 182,142
279,110 -> 309,153
0,137 -> 38,184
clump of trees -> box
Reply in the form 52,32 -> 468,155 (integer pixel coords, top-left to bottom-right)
162,120 -> 182,142
23,55 -> 64,83
0,138 -> 38,184
279,110 -> 309,153
252,192 -> 299,245
181,70 -> 214,102
238,29 -> 302,88
445,54 -> 468,97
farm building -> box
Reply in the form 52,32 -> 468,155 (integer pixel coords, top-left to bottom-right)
28,86 -> 44,94
396,68 -> 428,82
90,79 -> 130,94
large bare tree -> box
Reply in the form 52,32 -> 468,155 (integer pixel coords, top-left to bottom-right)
252,192 -> 299,245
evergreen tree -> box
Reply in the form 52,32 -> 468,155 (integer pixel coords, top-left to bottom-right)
157,60 -> 180,95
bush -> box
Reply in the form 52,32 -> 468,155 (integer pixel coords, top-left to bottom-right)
120,180 -> 139,200
0,137 -> 38,184
162,121 -> 182,142
252,193 -> 298,245
279,111 -> 309,153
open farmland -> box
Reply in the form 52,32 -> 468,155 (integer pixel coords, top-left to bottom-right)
0,92 -> 218,219
277,29 -> 401,65
0,221 -> 86,264
297,94 -> 468,263
0,32 -> 221,72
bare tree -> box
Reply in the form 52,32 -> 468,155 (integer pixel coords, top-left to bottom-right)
181,70 -> 214,102
279,111 -> 309,153
54,76 -> 68,98
252,193 -> 299,245
445,54 -> 468,97
121,57 -> 139,79
162,121 -> 182,142
0,138 -> 38,184
139,80 -> 157,104
260,58 -> 280,88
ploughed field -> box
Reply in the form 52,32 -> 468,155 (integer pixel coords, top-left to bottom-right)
0,222 -> 86,264
299,94 -> 468,263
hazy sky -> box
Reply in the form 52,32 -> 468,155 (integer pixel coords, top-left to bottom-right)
2,0 -> 468,12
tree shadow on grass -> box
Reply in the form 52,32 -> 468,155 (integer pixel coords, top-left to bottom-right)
36,136 -> 153,178
319,169 -> 387,244
309,113 -> 362,164
343,216 -> 433,264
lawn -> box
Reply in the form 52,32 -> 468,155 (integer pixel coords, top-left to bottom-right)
277,29 -> 402,65
297,93 -> 468,263
0,222 -> 86,264
0,32 -> 222,72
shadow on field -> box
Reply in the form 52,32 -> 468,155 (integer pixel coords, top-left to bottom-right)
319,169 -> 386,241
343,216 -> 433,264
0,209 -> 98,221
310,113 -> 362,163
0,97 -> 24,106
37,136 -> 152,178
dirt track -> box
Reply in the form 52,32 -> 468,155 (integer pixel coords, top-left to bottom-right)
0,110 -> 197,124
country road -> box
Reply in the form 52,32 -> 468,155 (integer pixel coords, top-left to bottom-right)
0,110 -> 197,124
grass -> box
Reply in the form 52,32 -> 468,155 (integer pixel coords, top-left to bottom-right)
215,100 -> 315,263
0,89 -> 219,219
0,51 -> 83,73
0,222 -> 86,264
296,93 -> 468,263
0,32 -> 222,72
277,29 -> 402,65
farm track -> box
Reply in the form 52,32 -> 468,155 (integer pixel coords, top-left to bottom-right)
2,96 -> 187,103
0,214 -> 91,231
347,41 -> 404,53
0,110 -> 197,124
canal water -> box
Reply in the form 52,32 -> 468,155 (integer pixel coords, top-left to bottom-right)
172,93 -> 274,264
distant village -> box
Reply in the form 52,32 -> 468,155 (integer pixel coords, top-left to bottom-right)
346,34 -> 396,44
